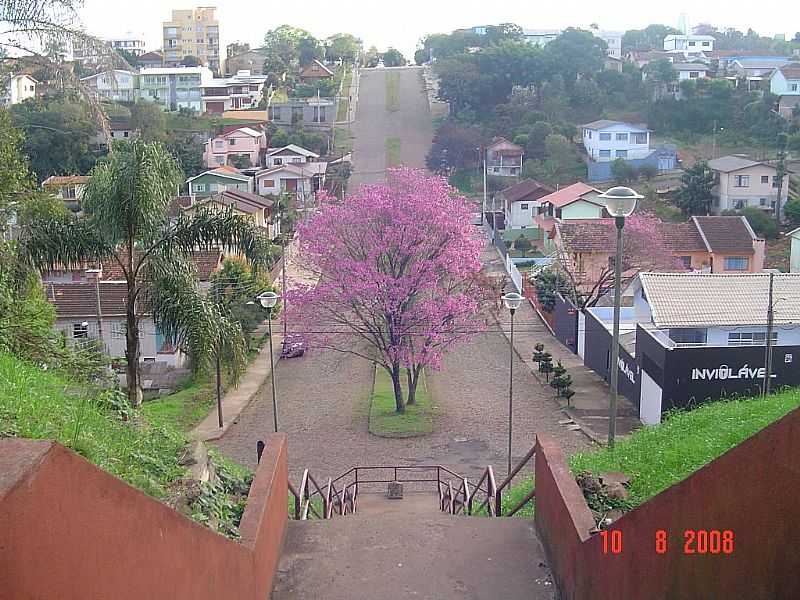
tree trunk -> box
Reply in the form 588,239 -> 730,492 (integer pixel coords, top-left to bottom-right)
390,362 -> 405,413
406,366 -> 422,405
125,301 -> 142,408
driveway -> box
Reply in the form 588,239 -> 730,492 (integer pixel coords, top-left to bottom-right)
349,66 -> 434,189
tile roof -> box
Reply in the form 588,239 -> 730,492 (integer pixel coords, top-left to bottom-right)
558,219 -> 616,253
639,272 -> 800,328
187,165 -> 251,183
46,281 -> 129,318
661,222 -> 707,253
778,64 -> 800,79
693,216 -> 756,254
538,182 -> 602,208
672,62 -> 710,70
42,175 -> 91,186
707,155 -> 763,172
190,190 -> 274,216
97,249 -> 223,282
266,144 -> 319,158
499,179 -> 554,203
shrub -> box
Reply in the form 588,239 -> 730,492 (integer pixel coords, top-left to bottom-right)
739,206 -> 778,239
514,235 -> 532,253
533,269 -> 571,312
784,198 -> 800,228
639,164 -> 658,180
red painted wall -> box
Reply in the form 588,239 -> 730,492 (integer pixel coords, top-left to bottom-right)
535,407 -> 800,600
0,434 -> 288,600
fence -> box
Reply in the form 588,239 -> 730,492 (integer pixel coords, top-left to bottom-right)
505,253 -> 523,293
485,219 -> 523,293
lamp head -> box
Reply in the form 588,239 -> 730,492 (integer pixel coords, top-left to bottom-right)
599,186 -> 642,218
502,292 -> 524,312
257,291 -> 279,309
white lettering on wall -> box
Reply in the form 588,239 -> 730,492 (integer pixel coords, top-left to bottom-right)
691,364 -> 777,381
618,357 -> 636,384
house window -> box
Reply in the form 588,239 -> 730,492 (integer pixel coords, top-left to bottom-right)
760,197 -> 768,206
599,132 -> 612,141
599,149 -> 611,158
229,138 -> 236,146
616,150 -> 628,158
632,133 -> 648,144
291,106 -> 304,122
194,183 -> 206,192
510,167 -> 519,175
702,41 -> 710,47
520,203 -> 529,210
215,156 -> 224,165
761,175 -> 769,184
792,84 -> 798,92
274,158 -> 283,165
493,167 -> 500,174
587,130 -> 592,139
61,186 -> 77,199
689,71 -> 699,78
123,131 -> 129,138
688,41 -> 696,47
73,322 -> 89,339
261,179 -> 274,188
734,175 -> 750,187
679,256 -> 692,268
772,176 -> 780,189
616,133 -> 628,141
669,328 -> 707,345
312,105 -> 327,123
111,322 -> 125,339
724,256 -> 750,271
728,331 -> 777,346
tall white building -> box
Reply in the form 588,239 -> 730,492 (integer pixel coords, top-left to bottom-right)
0,74 -> 37,106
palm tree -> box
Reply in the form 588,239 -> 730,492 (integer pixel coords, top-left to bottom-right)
20,140 -> 272,407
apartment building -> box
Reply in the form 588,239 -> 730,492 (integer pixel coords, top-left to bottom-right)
108,36 -> 147,57
139,66 -> 213,112
162,7 -> 220,73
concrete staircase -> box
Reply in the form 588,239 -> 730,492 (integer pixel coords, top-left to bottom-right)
272,493 -> 556,600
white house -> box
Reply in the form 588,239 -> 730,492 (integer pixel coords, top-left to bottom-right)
265,144 -> 320,168
201,70 -> 268,115
770,63 -> 800,98
594,30 -> 623,59
497,179 -> 554,230
672,62 -> 711,81
254,162 -> 327,201
80,70 -> 137,103
663,34 -> 715,53
789,227 -> 800,273
0,74 -> 37,106
581,120 -> 651,162
708,155 -> 790,214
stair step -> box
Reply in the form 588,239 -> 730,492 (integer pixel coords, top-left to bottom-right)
273,514 -> 556,600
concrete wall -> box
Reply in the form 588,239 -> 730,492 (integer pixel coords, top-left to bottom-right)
0,434 -> 288,600
535,407 -> 800,599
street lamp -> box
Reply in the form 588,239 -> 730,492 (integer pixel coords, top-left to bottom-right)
258,291 -> 280,433
502,291 -> 524,477
598,186 -> 642,448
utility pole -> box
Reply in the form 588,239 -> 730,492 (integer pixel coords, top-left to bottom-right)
482,149 -> 488,227
280,206 -> 288,338
774,133 -> 787,230
763,272 -> 775,397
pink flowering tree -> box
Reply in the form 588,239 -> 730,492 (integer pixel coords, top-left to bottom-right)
288,168 -> 488,413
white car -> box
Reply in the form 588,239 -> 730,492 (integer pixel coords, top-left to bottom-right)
376,60 -> 385,68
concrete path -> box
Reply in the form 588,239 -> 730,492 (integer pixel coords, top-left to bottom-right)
483,245 -> 640,443
273,511 -> 556,600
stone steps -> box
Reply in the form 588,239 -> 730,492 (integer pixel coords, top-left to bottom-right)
273,507 -> 556,600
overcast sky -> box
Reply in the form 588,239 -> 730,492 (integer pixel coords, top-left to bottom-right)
79,0 -> 799,60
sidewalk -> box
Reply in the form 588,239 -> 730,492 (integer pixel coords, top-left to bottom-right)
191,240 -> 315,442
335,65 -> 359,125
482,244 -> 640,444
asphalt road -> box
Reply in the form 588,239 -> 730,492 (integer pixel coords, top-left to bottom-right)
349,66 -> 434,189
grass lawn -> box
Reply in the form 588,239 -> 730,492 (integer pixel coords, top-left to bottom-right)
0,353 -> 186,498
369,365 -> 434,438
141,376 -> 216,432
765,236 -> 790,271
386,137 -> 402,167
333,127 -> 354,155
386,71 -> 400,112
501,389 -> 800,518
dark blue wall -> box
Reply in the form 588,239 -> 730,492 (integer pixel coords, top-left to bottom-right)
553,295 -> 579,354
582,310 -> 641,406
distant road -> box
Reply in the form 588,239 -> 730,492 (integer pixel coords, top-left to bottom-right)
348,66 -> 434,189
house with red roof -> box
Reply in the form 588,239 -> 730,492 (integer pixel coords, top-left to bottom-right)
486,137 -> 523,177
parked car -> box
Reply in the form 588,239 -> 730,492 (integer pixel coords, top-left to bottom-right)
281,333 -> 307,358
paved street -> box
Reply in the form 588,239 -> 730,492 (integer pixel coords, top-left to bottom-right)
349,66 -> 434,188
216,63 -> 590,485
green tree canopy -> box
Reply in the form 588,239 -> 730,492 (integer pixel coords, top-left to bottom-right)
676,160 -> 715,216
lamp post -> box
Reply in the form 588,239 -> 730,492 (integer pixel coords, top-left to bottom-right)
597,186 -> 642,448
501,291 -> 524,477
258,291 -> 280,433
